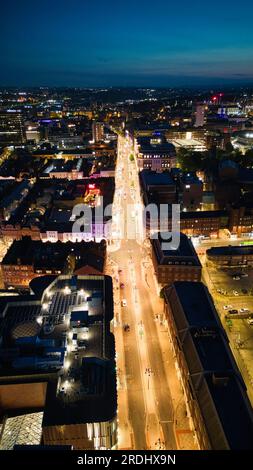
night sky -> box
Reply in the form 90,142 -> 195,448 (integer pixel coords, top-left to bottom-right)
1,0 -> 253,87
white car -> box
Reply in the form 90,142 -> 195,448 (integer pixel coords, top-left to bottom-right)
121,299 -> 127,307
247,319 -> 253,326
240,308 -> 249,313
233,291 -> 239,296
223,305 -> 233,310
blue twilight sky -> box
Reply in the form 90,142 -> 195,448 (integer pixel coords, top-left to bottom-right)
1,0 -> 253,87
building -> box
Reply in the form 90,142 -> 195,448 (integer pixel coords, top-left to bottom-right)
42,158 -> 91,180
194,104 -> 206,128
25,122 -> 41,143
0,110 -> 25,145
206,244 -> 253,267
0,237 -> 106,289
0,412 -> 44,450
228,205 -> 253,237
0,275 -> 117,450
135,135 -> 176,171
0,177 -> 115,244
179,173 -> 203,211
232,130 -> 253,154
163,282 -> 253,449
139,170 -> 176,205
172,136 -> 207,152
180,210 -> 227,237
0,180 -> 32,222
151,232 -> 202,286
92,122 -> 104,143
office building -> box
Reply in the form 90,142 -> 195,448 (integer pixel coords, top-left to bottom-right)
151,232 -> 202,286
135,135 -> 176,171
163,282 -> 253,449
0,275 -> 117,450
92,122 -> 104,143
194,104 -> 206,128
0,110 -> 25,145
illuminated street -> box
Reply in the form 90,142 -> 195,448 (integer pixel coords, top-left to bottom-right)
108,134 -> 197,450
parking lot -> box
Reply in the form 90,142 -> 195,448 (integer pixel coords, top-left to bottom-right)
203,260 -> 253,403
207,263 -> 253,297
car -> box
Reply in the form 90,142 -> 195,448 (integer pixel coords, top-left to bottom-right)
121,299 -> 127,307
233,290 -> 239,296
120,283 -> 125,289
239,308 -> 249,313
223,305 -> 233,310
247,319 -> 253,326
241,273 -> 249,278
229,309 -> 238,315
242,288 -> 248,294
233,276 -> 241,281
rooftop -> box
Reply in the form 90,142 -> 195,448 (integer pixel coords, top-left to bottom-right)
1,237 -> 106,274
152,233 -> 201,266
207,245 -> 253,257
168,282 -> 221,327
164,281 -> 253,449
0,275 -> 116,425
140,170 -> 174,187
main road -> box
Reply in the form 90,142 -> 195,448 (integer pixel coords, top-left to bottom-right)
108,134 -> 177,450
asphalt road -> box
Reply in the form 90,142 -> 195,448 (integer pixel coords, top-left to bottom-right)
110,135 -> 176,449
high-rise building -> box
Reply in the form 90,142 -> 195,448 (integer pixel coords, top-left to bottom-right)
0,109 -> 25,145
194,104 -> 206,128
92,121 -> 104,142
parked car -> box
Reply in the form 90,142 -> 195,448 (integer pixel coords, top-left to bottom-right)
239,308 -> 249,313
229,309 -> 238,314
223,305 -> 233,310
121,299 -> 127,307
247,319 -> 253,326
233,291 -> 239,296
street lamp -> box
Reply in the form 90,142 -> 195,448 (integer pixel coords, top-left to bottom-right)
145,367 -> 153,390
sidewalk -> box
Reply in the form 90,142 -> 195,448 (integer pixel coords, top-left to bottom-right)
105,258 -> 133,450
142,257 -> 199,450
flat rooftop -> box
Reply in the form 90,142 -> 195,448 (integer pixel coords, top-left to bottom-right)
207,245 -> 253,257
0,275 -> 116,425
201,373 -> 253,449
164,281 -> 253,449
152,233 -> 201,265
169,281 -> 221,327
140,170 -> 174,187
